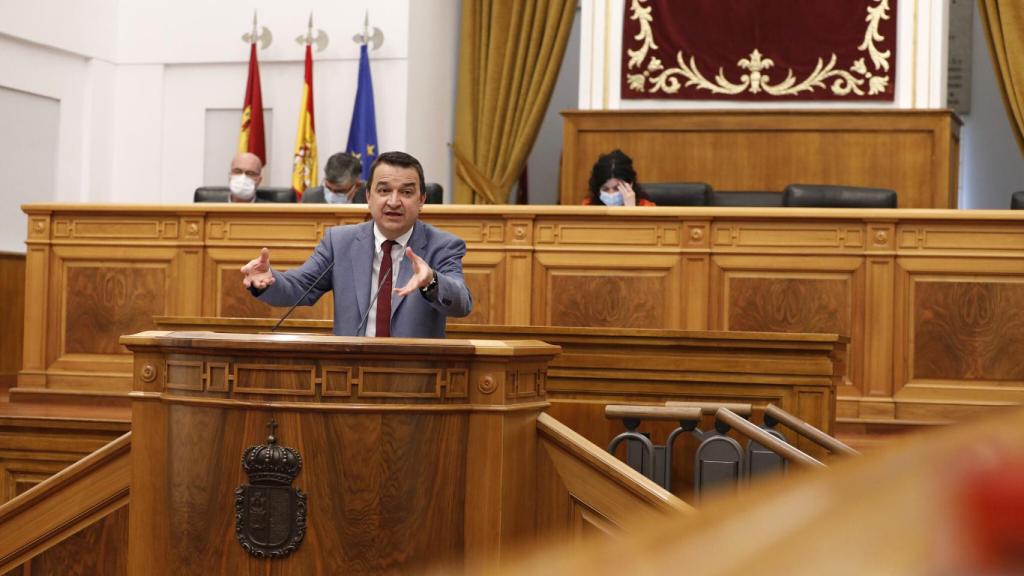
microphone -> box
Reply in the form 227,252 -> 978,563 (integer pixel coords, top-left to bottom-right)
271,261 -> 335,332
356,258 -> 397,336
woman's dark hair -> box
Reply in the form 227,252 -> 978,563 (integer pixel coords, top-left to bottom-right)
587,149 -> 649,204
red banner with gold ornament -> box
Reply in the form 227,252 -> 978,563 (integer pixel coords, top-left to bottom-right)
621,0 -> 897,101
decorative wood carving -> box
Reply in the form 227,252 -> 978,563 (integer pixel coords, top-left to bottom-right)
65,266 -> 165,355
21,203 -> 1024,425
912,281 -> 1024,381
727,277 -> 849,335
548,274 -> 667,328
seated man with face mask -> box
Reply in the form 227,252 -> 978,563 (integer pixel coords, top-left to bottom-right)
228,152 -> 264,203
580,149 -> 656,207
302,152 -> 367,204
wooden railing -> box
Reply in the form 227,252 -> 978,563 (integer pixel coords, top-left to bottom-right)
0,432 -> 130,572
715,408 -> 825,469
764,404 -> 860,457
535,412 -> 691,539
494,407 -> 1024,576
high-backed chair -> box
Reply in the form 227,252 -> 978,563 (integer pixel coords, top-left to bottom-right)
1011,191 -> 1024,209
193,186 -> 297,203
710,190 -> 784,207
643,182 -> 711,206
423,182 -> 444,204
301,185 -> 367,204
301,183 -> 442,204
783,184 -> 897,208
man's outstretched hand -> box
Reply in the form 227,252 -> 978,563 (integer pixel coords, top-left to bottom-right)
394,247 -> 434,296
241,247 -> 275,290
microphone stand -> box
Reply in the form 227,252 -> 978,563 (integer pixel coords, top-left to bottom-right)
271,262 -> 335,332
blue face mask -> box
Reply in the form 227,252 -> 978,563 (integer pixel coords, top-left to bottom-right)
599,191 -> 624,206
325,189 -> 351,204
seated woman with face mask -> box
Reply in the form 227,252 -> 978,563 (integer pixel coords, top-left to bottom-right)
581,149 -> 655,207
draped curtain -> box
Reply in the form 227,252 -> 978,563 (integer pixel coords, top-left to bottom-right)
453,0 -> 576,204
978,0 -> 1024,155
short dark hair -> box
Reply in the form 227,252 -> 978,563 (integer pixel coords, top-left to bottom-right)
324,153 -> 362,184
368,151 -> 426,196
587,149 -> 649,204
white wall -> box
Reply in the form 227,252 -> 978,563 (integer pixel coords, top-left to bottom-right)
0,86 -> 59,253
527,6 -> 581,205
959,9 -> 1024,209
0,1 -> 415,210
405,0 -> 461,198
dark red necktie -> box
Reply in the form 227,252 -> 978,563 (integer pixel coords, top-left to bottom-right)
375,240 -> 397,337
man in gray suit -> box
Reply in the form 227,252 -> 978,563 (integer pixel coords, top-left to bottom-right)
240,151 -> 472,337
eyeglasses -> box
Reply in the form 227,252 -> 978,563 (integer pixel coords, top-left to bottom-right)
325,181 -> 359,194
230,167 -> 261,178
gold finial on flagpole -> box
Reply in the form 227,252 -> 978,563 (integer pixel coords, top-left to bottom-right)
241,10 -> 273,50
295,12 -> 329,52
352,10 -> 384,50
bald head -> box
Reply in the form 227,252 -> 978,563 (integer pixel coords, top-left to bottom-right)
230,153 -> 263,186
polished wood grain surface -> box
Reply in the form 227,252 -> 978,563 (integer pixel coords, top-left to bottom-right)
124,332 -> 560,574
490,407 -> 1024,576
0,253 -> 25,390
560,110 -> 961,208
150,318 -> 845,467
18,204 -> 1024,427
0,433 -> 129,573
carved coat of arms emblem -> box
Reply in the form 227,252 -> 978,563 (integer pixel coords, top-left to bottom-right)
235,419 -> 307,558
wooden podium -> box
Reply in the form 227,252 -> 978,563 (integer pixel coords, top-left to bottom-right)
121,331 -> 561,574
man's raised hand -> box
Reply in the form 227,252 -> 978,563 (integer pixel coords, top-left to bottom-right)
241,247 -> 275,290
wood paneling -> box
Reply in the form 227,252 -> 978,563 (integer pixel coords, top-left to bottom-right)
0,433 -> 129,573
122,331 -> 562,574
18,204 -> 1024,427
0,253 -> 25,390
560,110 -> 961,208
499,408 -> 1024,576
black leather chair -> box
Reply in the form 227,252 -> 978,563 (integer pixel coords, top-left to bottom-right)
301,185 -> 367,204
1011,191 -> 1024,209
783,184 -> 897,208
424,182 -> 444,204
643,182 -> 711,206
302,182 -> 443,204
710,190 -> 784,207
193,186 -> 297,203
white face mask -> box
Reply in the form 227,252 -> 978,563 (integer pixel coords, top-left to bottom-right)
599,190 -> 624,206
229,174 -> 256,201
325,189 -> 351,204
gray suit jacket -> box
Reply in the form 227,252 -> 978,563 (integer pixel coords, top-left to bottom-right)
256,220 -> 472,337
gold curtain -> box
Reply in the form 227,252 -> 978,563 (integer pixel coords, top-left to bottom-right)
978,0 -> 1024,154
453,0 -> 576,204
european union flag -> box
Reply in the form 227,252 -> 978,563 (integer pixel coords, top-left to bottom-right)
346,44 -> 378,182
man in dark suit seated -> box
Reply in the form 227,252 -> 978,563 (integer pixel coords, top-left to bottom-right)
228,152 -> 264,203
302,152 -> 366,204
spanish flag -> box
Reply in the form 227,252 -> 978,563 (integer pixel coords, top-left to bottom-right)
291,44 -> 317,200
238,42 -> 266,164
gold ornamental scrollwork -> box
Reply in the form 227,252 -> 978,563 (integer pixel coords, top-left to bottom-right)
626,0 -> 892,98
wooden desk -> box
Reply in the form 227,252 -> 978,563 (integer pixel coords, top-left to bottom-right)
17,204 -> 1024,425
561,109 -> 961,208
150,316 -> 847,463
